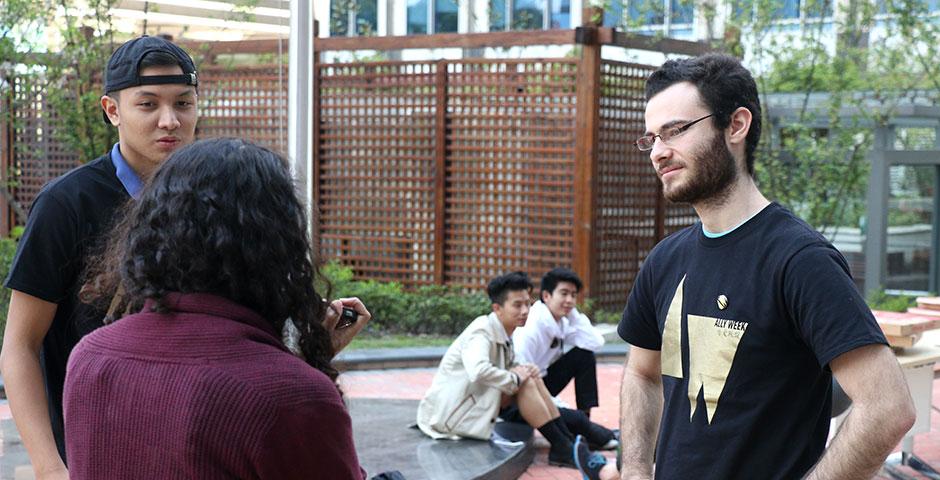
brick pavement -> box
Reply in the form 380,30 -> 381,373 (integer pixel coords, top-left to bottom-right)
340,362 -> 940,479
1,362 -> 938,478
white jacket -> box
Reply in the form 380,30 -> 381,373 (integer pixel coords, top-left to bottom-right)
512,301 -> 605,376
416,313 -> 520,440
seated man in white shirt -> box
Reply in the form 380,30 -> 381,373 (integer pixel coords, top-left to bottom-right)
510,267 -> 618,450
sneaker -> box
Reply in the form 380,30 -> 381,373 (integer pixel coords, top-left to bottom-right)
548,449 -> 577,469
616,433 -> 622,471
590,428 -> 620,451
574,435 -> 607,480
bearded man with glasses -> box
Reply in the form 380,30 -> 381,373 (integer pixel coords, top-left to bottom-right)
597,54 -> 916,480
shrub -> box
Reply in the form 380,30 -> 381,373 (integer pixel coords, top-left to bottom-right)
866,289 -> 919,313
319,261 -> 489,335
579,297 -> 622,325
0,237 -> 18,347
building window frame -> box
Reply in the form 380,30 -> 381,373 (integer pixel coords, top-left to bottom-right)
408,0 -> 460,34
329,0 -> 379,37
489,0 -> 572,31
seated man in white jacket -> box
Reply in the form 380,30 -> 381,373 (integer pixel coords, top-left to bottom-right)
416,272 -> 607,473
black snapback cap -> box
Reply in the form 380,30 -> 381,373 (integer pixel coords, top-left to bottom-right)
104,35 -> 198,94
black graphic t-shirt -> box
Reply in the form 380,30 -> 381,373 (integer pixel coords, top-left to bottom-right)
5,153 -> 129,461
618,203 -> 886,480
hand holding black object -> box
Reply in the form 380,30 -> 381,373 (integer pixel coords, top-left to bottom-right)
323,297 -> 371,354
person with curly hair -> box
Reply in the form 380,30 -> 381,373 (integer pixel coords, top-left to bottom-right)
64,138 -> 372,479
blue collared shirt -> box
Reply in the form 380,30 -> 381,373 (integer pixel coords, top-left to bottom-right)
110,143 -> 144,199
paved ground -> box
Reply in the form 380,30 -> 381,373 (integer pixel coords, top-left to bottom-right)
2,361 -> 939,478
340,362 -> 940,480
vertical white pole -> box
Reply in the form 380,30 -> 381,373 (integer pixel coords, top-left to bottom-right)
290,0 -> 314,211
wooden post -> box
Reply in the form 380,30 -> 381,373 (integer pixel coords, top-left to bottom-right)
433,61 -> 448,285
572,7 -> 603,300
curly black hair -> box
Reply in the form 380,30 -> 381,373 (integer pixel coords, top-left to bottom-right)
82,138 -> 335,380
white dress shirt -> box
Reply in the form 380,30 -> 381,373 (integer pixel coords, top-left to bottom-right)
512,300 -> 605,376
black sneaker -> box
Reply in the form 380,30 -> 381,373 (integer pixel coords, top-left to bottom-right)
548,449 -> 577,469
574,435 -> 607,480
589,428 -> 620,451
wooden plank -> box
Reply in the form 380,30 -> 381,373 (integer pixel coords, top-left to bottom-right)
606,30 -> 714,56
314,30 -> 577,52
908,307 -> 940,318
433,62 -> 448,285
872,310 -> 940,336
916,297 -> 940,311
885,333 -> 922,349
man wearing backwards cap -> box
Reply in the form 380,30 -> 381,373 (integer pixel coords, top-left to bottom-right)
0,35 -> 198,478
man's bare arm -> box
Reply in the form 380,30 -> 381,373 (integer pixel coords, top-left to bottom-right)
804,344 -> 915,479
619,345 -> 663,480
0,290 -> 67,479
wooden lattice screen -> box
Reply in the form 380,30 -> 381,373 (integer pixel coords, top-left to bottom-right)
198,63 -> 289,156
316,59 -> 580,289
316,62 -> 439,285
0,60 -> 290,229
315,54 -> 694,309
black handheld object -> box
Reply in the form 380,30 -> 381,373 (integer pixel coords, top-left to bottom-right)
337,306 -> 359,329
323,299 -> 360,329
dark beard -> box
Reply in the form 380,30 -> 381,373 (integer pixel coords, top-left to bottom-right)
664,131 -> 737,205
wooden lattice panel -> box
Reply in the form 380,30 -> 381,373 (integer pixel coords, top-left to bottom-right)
5,63 -> 291,227
197,64 -> 289,156
594,61 -> 661,310
316,62 -> 439,286
10,76 -> 81,220
444,59 -> 579,290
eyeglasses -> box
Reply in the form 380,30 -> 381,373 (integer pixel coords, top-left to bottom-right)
634,113 -> 714,151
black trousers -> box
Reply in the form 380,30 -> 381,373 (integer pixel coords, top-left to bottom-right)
542,347 -> 599,411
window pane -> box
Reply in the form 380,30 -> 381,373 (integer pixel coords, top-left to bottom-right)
804,0 -> 832,17
356,0 -> 378,35
436,0 -> 459,32
551,0 -> 571,28
408,0 -> 429,33
513,0 -> 545,29
671,0 -> 693,23
490,0 -> 507,30
628,0 -> 665,25
885,165 -> 935,292
603,0 -> 624,27
330,0 -> 349,36
772,0 -> 800,19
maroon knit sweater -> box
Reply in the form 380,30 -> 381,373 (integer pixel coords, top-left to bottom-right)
64,292 -> 364,480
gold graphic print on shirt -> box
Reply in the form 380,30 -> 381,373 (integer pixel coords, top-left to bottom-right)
687,315 -> 748,423
660,275 -> 685,378
660,277 -> 749,424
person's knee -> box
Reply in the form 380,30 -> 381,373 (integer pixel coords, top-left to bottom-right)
565,347 -> 596,366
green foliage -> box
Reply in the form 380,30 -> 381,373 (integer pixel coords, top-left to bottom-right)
0,237 -> 18,348
319,261 -> 490,335
2,0 -> 118,165
866,289 -> 918,312
348,333 -> 456,349
578,298 -> 621,325
718,0 -> 940,230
